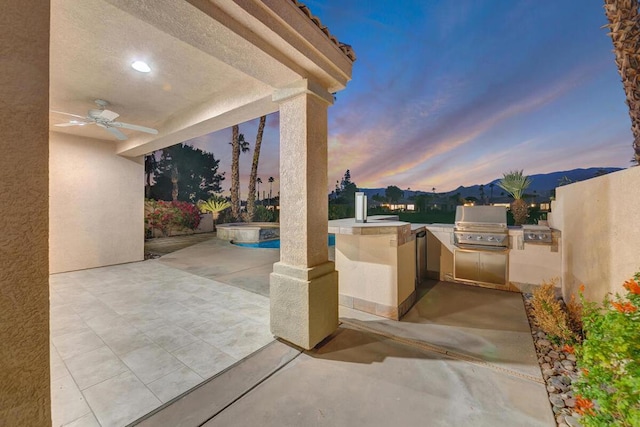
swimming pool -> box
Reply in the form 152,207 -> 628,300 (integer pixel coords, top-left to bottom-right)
233,234 -> 336,248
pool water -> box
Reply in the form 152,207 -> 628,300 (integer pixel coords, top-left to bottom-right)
234,234 -> 335,248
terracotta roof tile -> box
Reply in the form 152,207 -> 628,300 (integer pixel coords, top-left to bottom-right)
289,0 -> 356,62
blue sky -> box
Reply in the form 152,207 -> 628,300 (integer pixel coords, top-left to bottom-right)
189,0 -> 631,195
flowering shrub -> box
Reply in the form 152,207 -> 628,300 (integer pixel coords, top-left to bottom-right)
144,199 -> 201,236
171,201 -> 201,230
574,273 -> 640,427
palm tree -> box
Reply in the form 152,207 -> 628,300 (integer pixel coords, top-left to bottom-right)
489,183 -> 495,204
268,176 -> 274,207
144,153 -> 158,199
198,196 -> 231,231
498,170 -> 532,226
257,177 -> 262,202
604,0 -> 640,164
246,116 -> 266,221
230,126 -> 250,220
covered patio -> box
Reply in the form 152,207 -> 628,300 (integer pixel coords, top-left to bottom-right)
3,0 -> 354,424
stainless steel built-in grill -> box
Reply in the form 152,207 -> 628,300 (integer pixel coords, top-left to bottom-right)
453,206 -> 509,288
453,206 -> 509,250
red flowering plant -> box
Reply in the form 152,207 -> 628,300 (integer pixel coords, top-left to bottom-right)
170,201 -> 201,231
144,199 -> 201,236
574,272 -> 640,426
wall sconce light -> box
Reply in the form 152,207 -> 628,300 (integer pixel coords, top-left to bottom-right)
355,192 -> 367,223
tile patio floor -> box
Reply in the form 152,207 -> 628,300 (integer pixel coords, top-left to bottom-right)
50,238 -> 278,427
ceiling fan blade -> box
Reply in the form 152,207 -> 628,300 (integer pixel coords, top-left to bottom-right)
98,109 -> 120,121
111,121 -> 158,135
51,110 -> 87,120
102,126 -> 128,140
54,121 -> 91,127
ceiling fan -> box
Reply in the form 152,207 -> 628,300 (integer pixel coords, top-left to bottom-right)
52,99 -> 158,141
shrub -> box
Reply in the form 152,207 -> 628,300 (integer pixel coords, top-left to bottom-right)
574,274 -> 640,427
530,279 -> 575,341
253,205 -> 277,222
144,199 -> 201,236
171,200 -> 201,230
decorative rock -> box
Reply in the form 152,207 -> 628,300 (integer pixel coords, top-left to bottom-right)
549,350 -> 559,359
541,363 -> 551,370
558,424 -> 569,427
537,331 -> 547,338
561,376 -> 572,385
565,415 -> 582,427
543,369 -> 555,378
550,377 -> 568,391
566,354 -> 577,362
556,415 -> 566,424
550,395 -> 566,408
565,398 -> 576,408
547,385 -> 556,393
544,356 -> 552,362
538,339 -> 551,347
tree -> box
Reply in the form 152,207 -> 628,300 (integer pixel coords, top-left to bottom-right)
413,194 -> 431,212
335,170 -> 357,204
144,153 -> 158,199
489,183 -> 495,203
498,170 -> 532,226
246,116 -> 267,221
230,126 -> 250,220
268,176 -> 274,206
150,144 -> 225,202
603,0 -> 640,165
256,177 -> 262,202
385,185 -> 404,203
479,185 -> 485,205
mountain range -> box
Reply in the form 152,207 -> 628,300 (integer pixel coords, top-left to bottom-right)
359,167 -> 624,201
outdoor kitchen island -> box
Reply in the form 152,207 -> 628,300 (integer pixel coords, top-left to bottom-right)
329,215 -> 418,320
425,207 -> 562,293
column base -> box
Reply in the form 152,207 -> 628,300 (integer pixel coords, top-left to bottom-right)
270,261 -> 338,350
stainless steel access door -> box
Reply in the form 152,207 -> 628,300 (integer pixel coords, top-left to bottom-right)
453,248 -> 508,286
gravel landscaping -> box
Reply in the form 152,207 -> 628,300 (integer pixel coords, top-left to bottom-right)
523,294 -> 584,427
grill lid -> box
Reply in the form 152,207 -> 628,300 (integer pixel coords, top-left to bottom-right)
454,206 -> 507,228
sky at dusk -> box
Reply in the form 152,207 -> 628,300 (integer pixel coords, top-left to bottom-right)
187,0 -> 632,197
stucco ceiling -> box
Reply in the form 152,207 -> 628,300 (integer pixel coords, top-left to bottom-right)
49,0 -> 271,145
49,0 -> 354,155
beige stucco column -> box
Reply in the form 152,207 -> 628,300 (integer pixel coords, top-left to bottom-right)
270,79 -> 338,350
0,0 -> 51,424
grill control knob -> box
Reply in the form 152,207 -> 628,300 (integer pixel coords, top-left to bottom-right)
476,236 -> 483,240
528,233 -> 536,239
487,236 -> 495,241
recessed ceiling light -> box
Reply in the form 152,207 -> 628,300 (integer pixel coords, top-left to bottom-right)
131,60 -> 151,73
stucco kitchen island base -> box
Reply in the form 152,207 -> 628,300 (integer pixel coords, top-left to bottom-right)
329,216 -> 417,320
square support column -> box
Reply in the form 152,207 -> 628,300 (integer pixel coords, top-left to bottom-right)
0,0 -> 51,424
270,80 -> 338,350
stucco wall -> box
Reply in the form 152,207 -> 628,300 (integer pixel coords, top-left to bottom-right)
0,0 -> 51,424
552,167 -> 640,302
49,132 -> 144,273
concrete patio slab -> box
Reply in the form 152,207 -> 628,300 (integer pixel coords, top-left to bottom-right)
134,280 -> 553,427
203,323 -> 553,427
52,235 -> 552,427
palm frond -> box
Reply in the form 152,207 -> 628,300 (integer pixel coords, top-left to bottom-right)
498,170 -> 531,200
